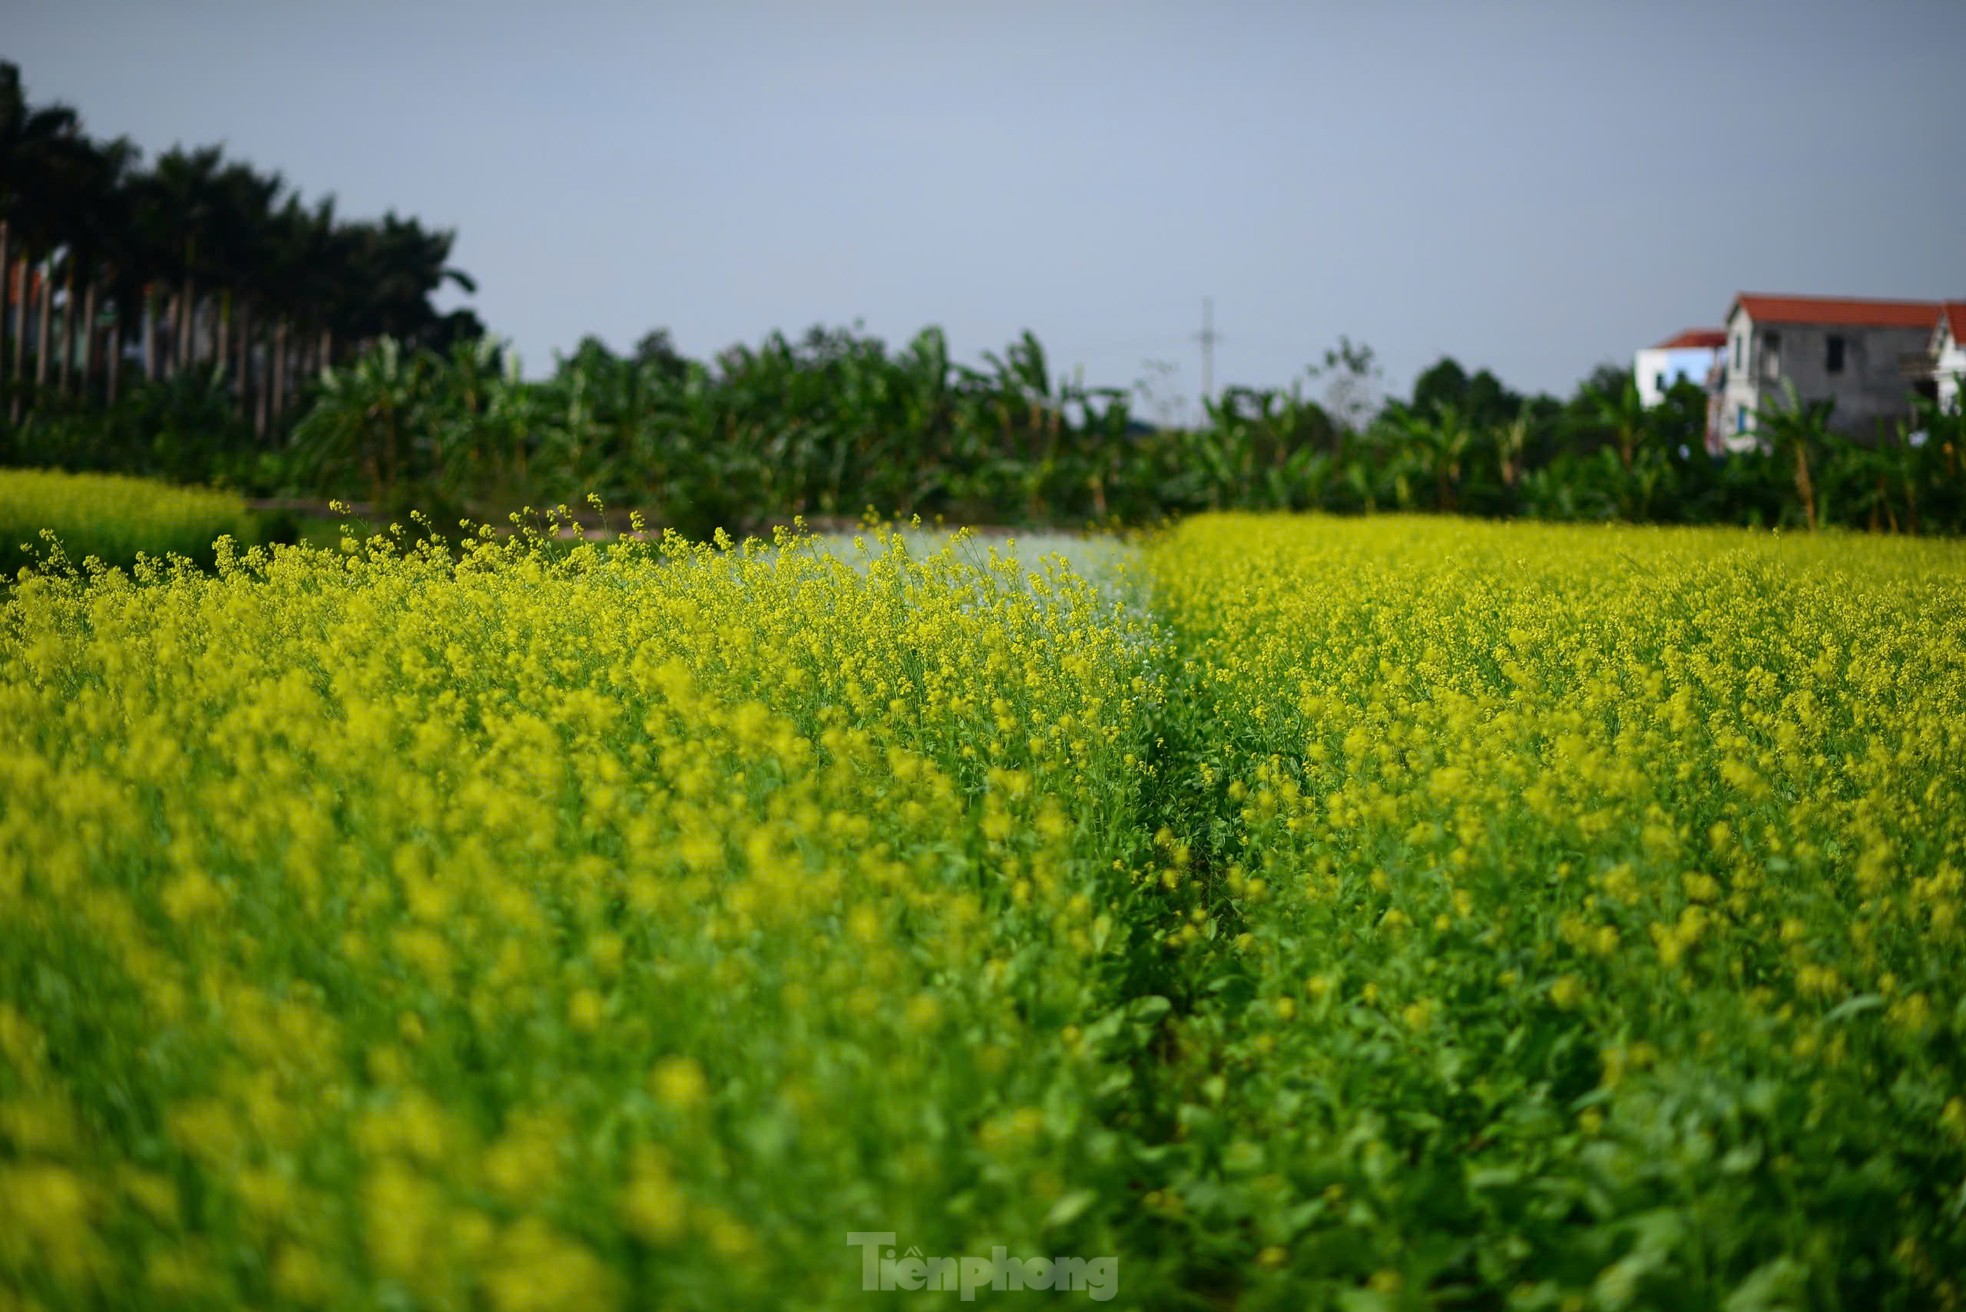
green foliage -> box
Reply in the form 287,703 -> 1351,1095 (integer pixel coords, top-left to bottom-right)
276,327 -> 1959,535
16,316 -> 1966,538
0,467 -> 260,576
0,368 -> 278,491
2,58 -> 478,453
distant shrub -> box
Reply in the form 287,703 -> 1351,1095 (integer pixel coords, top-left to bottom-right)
1,369 -> 287,494
0,468 -> 261,578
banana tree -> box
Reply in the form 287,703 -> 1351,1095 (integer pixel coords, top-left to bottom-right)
431,335 -> 535,511
1378,403 -> 1474,512
1752,382 -> 1836,531
291,336 -> 433,510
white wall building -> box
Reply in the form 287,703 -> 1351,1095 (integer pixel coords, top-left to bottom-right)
1633,329 -> 1725,407
1933,304 -> 1966,413
1716,294 -> 1941,452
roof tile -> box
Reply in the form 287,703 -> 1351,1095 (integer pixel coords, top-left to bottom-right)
1733,294 -> 1940,330
1942,302 -> 1966,344
1651,328 -> 1727,350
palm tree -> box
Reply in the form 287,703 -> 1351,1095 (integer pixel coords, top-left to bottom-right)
206,161 -> 282,397
335,212 -> 476,356
27,127 -> 107,399
2,59 -> 486,447
136,145 -> 228,378
49,134 -> 137,400
290,335 -> 434,508
97,171 -> 165,406
0,61 -> 85,420
258,193 -> 346,437
184,161 -> 285,419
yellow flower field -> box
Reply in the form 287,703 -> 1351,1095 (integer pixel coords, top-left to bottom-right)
2,510 -> 1964,1308
1,523 -> 1168,1309
1141,515 -> 1966,1309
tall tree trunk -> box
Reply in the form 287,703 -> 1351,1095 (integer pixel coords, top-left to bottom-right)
234,300 -> 252,419
1793,442 -> 1817,533
9,257 -> 30,420
58,264 -> 76,397
10,261 -> 28,388
35,261 -> 54,388
271,318 -> 289,439
178,276 -> 195,375
79,281 -> 98,401
321,326 -> 333,374
4,259 -> 20,425
255,321 -> 270,440
142,287 -> 158,382
161,292 -> 178,376
107,304 -> 123,404
0,222 -> 10,408
215,291 -> 231,390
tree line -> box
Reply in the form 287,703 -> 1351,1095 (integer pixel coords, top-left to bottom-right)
277,328 -> 1965,537
0,61 -> 477,435
5,58 -> 1963,538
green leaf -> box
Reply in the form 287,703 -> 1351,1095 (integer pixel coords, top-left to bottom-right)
1042,1190 -> 1096,1230
1823,993 -> 1883,1024
1721,1257 -> 1809,1312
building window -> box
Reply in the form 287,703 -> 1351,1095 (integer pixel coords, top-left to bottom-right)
1656,372 -> 1669,396
1733,333 -> 1743,371
1827,335 -> 1845,373
1737,405 -> 1748,434
1762,331 -> 1781,379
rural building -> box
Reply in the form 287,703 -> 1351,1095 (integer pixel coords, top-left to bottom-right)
1930,303 -> 1966,413
1634,328 -> 1725,407
1716,293 -> 1941,452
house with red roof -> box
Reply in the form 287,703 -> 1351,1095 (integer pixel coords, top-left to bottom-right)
1633,328 -> 1725,408
1716,293 -> 1942,452
1931,303 -> 1966,413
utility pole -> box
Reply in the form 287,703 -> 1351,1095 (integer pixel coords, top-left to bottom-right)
1198,296 -> 1216,411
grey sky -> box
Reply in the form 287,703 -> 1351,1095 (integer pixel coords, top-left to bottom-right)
10,1 -> 1964,408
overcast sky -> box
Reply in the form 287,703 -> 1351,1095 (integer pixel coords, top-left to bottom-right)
10,1 -> 1964,408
